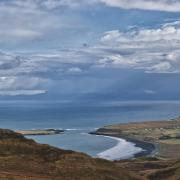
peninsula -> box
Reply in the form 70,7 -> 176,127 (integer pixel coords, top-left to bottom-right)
91,117 -> 180,179
16,129 -> 64,136
93,117 -> 180,159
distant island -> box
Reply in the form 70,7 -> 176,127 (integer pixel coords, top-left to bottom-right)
16,129 -> 64,136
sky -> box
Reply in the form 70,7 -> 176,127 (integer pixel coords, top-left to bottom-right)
1,0 -> 180,103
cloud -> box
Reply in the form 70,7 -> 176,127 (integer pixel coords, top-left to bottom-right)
67,67 -> 82,73
0,90 -> 46,96
99,0 -> 180,12
2,76 -> 48,90
0,0 -> 179,46
0,13 -> 44,43
2,0 -> 180,48
0,29 -> 42,39
0,0 -> 75,44
1,19 -> 180,96
11,0 -> 180,12
40,0 -> 98,9
96,22 -> 180,73
1,21 -> 180,81
0,75 -> 48,96
101,26 -> 180,43
0,51 -> 91,96
146,62 -> 173,73
144,89 -> 156,94
2,0 -> 180,17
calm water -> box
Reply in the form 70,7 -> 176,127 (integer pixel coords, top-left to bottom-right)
0,101 -> 180,159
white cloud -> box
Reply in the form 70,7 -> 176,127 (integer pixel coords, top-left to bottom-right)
96,23 -> 180,73
101,26 -> 180,43
0,0 -> 70,44
144,89 -> 156,94
97,55 -> 136,68
0,76 -> 47,90
41,0 -> 98,9
4,21 -> 179,75
1,20 -> 180,96
0,28 -> 42,47
15,0 -> 180,12
0,29 -> 42,39
99,0 -> 180,12
146,62 -> 173,73
0,75 -> 48,96
1,0 -> 180,46
67,67 -> 82,73
24,0 -> 180,12
2,0 -> 180,14
0,90 -> 46,96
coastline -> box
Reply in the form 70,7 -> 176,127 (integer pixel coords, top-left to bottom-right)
90,132 -> 157,159
19,127 -> 157,160
90,117 -> 180,160
95,135 -> 143,160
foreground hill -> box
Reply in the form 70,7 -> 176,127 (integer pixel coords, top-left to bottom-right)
0,129 -> 140,180
117,157 -> 180,180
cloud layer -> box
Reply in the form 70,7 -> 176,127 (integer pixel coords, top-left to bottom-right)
0,90 -> 46,96
10,0 -> 180,12
1,0 -> 180,47
1,21 -> 180,96
1,1 -> 180,97
98,22 -> 180,73
100,0 -> 180,12
0,0 -> 83,46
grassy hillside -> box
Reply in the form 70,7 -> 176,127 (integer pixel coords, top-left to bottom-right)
0,129 -> 141,180
117,157 -> 180,180
1,126 -> 179,179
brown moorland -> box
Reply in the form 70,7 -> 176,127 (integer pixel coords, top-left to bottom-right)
0,129 -> 142,180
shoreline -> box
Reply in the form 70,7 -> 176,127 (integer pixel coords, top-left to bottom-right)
91,117 -> 180,160
94,134 -> 143,160
90,132 -> 158,159
18,127 -> 158,160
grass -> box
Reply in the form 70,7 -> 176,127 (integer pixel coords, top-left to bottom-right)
159,139 -> 180,144
0,129 -> 140,180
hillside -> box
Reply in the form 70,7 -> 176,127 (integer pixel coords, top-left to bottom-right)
0,129 -> 140,180
117,157 -> 180,180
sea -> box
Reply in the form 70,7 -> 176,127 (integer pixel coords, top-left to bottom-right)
0,100 -> 180,160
